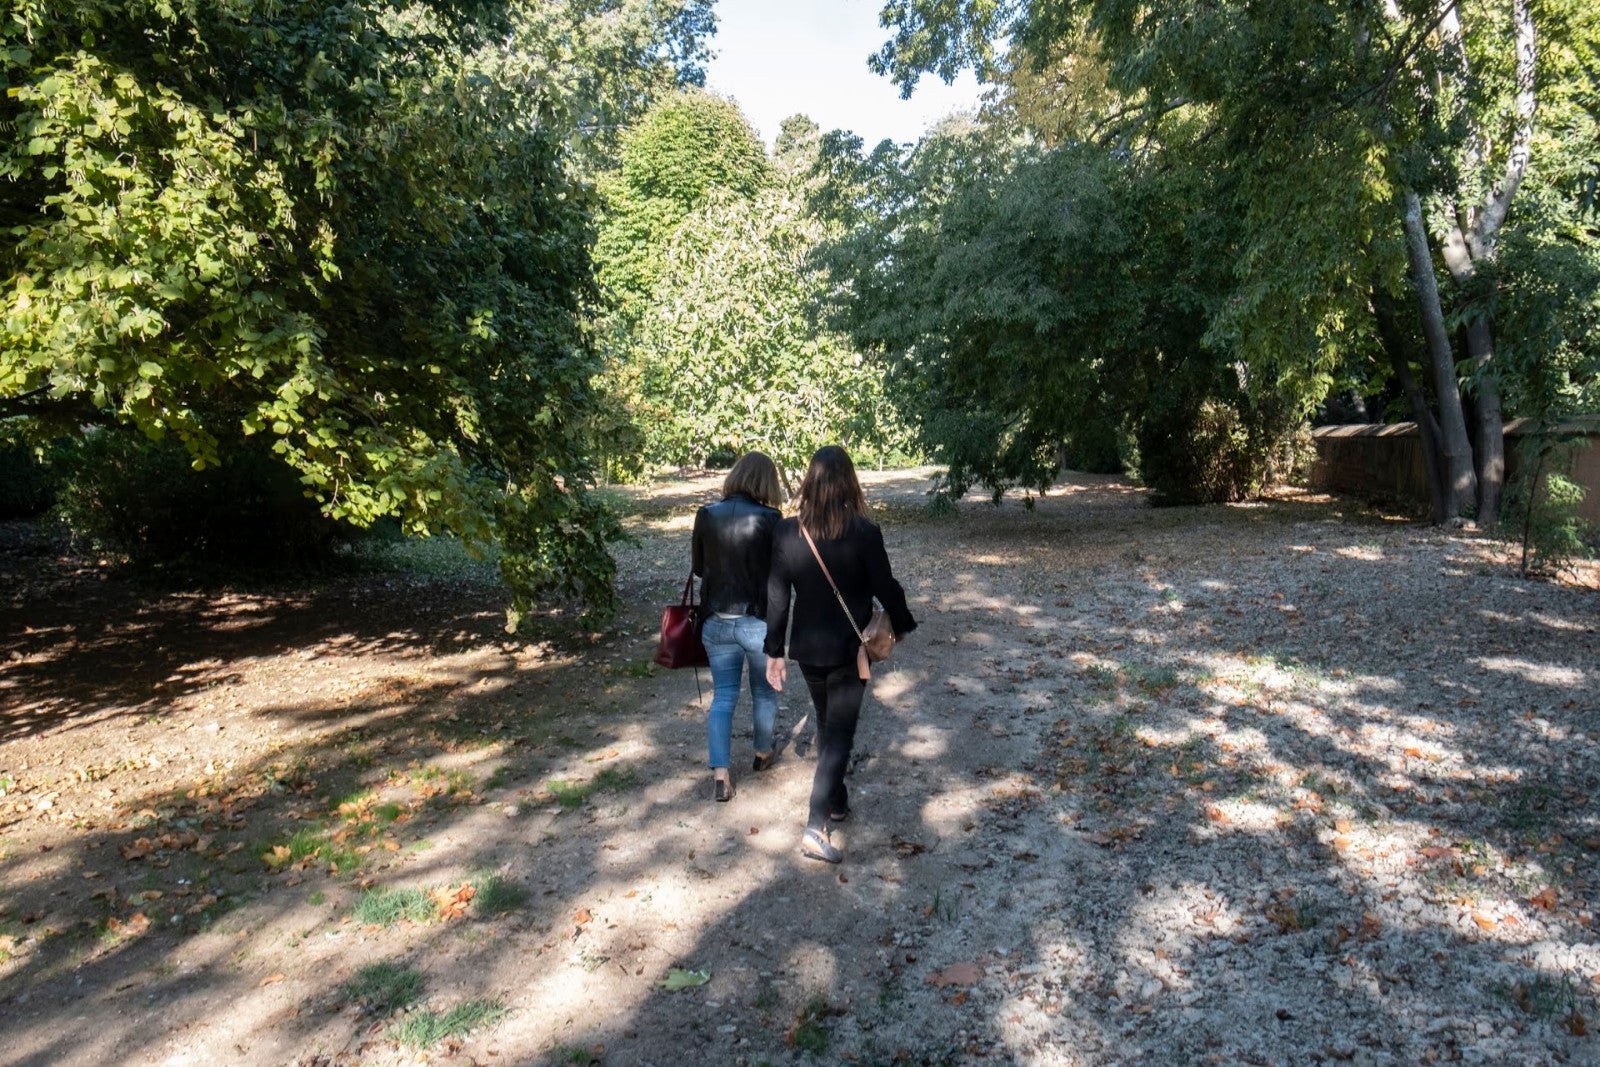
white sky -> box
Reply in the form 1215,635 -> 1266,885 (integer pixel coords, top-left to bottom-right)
702,0 -> 985,148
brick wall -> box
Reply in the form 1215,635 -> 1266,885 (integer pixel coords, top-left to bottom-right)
1309,419 -> 1600,524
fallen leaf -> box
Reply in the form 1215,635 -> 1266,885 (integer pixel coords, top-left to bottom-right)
120,838 -> 155,861
259,973 -> 286,986
925,961 -> 985,988
658,968 -> 711,991
1473,913 -> 1498,930
573,908 -> 593,926
1529,886 -> 1558,911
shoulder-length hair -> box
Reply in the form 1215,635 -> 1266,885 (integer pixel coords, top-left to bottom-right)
722,451 -> 782,508
796,445 -> 866,540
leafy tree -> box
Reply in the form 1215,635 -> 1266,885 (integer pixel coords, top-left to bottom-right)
592,89 -> 771,322
0,1 -> 717,619
870,0 -> 1600,524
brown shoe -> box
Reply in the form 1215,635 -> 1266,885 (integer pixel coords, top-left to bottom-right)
713,775 -> 735,802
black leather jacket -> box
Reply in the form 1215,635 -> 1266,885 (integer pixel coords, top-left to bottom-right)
692,493 -> 781,617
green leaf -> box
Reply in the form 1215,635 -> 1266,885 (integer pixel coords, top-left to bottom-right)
658,968 -> 710,991
137,361 -> 163,379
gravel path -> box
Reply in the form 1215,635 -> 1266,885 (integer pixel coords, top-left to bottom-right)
1,470 -> 1596,1066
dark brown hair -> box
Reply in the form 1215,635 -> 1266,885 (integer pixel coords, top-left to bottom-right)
796,445 -> 866,540
722,451 -> 782,508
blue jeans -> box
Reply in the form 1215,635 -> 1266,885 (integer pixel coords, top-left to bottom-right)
700,614 -> 777,769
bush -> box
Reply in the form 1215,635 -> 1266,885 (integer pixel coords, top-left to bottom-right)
53,432 -> 349,565
1501,440 -> 1595,578
0,444 -> 60,519
1137,398 -> 1261,505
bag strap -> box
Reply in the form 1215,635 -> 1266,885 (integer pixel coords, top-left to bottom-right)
799,524 -> 868,647
680,573 -> 696,606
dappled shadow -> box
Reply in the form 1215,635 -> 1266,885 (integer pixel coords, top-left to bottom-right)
2,471 -> 1597,1065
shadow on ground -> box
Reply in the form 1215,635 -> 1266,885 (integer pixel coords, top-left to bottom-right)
1,472 -> 1596,1066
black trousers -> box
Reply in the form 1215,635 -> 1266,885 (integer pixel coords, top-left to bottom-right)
799,661 -> 867,831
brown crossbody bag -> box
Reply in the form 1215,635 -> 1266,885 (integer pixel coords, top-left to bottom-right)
800,525 -> 894,681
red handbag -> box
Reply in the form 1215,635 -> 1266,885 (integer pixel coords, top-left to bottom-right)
653,574 -> 709,669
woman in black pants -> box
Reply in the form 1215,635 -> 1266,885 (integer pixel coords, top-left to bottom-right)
764,446 -> 916,863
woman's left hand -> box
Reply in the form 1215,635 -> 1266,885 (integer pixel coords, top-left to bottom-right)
766,657 -> 787,692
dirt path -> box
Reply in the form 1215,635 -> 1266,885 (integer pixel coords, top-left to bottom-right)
2,470 -> 1597,1066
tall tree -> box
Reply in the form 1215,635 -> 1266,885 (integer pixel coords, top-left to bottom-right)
0,0 -> 723,618
872,0 -> 1598,525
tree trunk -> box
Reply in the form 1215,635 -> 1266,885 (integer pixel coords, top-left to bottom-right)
1399,190 -> 1476,518
1430,0 -> 1534,528
1373,288 -> 1448,523
1465,320 -> 1505,526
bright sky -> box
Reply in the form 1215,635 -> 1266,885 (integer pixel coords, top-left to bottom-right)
703,0 -> 985,148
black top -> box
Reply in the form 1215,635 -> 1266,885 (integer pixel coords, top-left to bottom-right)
691,493 -> 782,617
764,514 -> 917,665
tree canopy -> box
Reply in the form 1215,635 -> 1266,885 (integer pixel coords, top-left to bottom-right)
2,0 -> 718,619
843,0 -> 1600,516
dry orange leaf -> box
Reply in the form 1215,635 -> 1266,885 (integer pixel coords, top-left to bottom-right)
574,908 -> 593,926
1473,913 -> 1498,931
926,961 -> 985,988
120,838 -> 155,861
431,884 -> 477,920
259,973 -> 286,987
1529,886 -> 1559,910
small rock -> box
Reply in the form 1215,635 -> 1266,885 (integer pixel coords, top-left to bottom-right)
1401,897 -> 1424,914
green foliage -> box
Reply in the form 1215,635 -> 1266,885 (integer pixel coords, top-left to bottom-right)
53,433 -> 346,564
1501,440 -> 1595,578
593,93 -> 914,483
0,443 -> 58,519
594,91 -> 771,320
1,0 -> 687,619
864,0 -> 1600,516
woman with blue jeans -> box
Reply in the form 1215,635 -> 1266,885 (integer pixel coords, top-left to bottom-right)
691,452 -> 783,802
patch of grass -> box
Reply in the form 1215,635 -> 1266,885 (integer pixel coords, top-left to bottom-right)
391,997 -> 507,1048
1506,973 -> 1589,1034
308,890 -> 326,906
1128,664 -> 1180,694
262,827 -> 361,873
1083,662 -> 1121,687
925,888 -> 956,924
352,887 -> 435,927
483,766 -> 511,791
343,961 -> 425,1015
348,535 -> 500,583
1499,783 -> 1559,837
470,872 -> 530,917
551,1045 -> 603,1065
545,764 -> 637,809
789,996 -> 833,1055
